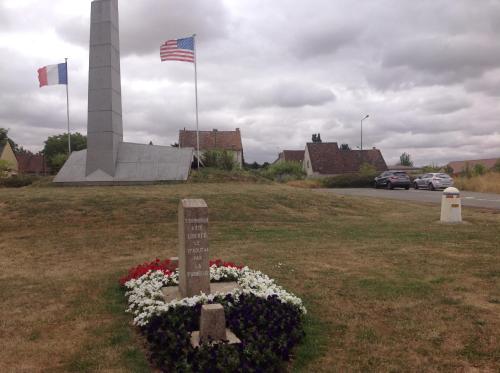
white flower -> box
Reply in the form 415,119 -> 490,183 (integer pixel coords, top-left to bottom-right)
124,265 -> 307,326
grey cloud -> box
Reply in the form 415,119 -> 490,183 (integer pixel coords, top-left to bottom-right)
465,72 -> 500,97
421,95 -> 472,115
383,36 -> 500,80
56,0 -> 229,56
242,81 -> 335,109
293,25 -> 360,59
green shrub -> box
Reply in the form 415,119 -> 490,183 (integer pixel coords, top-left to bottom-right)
189,168 -> 268,183
142,293 -> 304,372
49,153 -> 68,174
473,163 -> 486,176
358,163 -> 377,177
0,159 -> 13,178
202,150 -> 237,171
494,160 -> 500,173
421,164 -> 442,173
1,175 -> 38,188
261,161 -> 305,182
321,173 -> 374,188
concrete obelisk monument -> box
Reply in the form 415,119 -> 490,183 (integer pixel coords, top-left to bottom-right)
53,0 -> 193,184
86,0 -> 123,178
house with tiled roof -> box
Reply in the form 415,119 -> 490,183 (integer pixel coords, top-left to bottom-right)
447,158 -> 500,175
16,153 -> 50,175
179,128 -> 243,167
275,150 -> 305,164
0,140 -> 18,176
303,142 -> 387,177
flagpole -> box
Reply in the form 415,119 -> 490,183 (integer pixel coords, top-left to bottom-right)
193,34 -> 200,169
65,58 -> 71,155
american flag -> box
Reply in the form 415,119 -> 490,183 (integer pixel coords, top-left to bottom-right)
160,36 -> 195,63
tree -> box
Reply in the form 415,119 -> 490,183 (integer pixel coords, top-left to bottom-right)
493,159 -> 500,173
0,128 -> 26,155
461,162 -> 472,178
443,165 -> 454,175
340,144 -> 351,150
473,163 -> 486,176
0,128 -> 7,143
43,132 -> 87,172
399,152 -> 413,167
311,133 -> 322,143
49,153 -> 69,173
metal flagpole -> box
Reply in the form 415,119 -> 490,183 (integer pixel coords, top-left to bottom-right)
193,34 -> 200,169
65,58 -> 71,155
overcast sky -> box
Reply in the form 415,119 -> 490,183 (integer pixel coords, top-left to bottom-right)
1,0 -> 499,165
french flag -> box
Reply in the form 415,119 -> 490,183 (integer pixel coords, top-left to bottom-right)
38,63 -> 68,87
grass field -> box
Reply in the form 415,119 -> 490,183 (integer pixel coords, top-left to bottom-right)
1,183 -> 500,372
454,173 -> 500,194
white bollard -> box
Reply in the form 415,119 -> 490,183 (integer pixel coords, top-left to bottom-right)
440,187 -> 462,223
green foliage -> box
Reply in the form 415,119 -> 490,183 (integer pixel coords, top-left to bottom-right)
443,165 -> 454,175
321,173 -> 375,188
244,161 -> 265,170
202,150 -> 237,171
0,128 -> 7,143
142,293 -> 304,372
358,163 -> 377,177
311,133 -> 322,143
43,132 -> 86,171
461,162 -> 473,178
473,163 -> 486,176
49,153 -> 69,173
493,160 -> 500,173
0,159 -> 12,178
261,161 -> 306,182
399,152 -> 413,167
0,175 -> 37,188
189,168 -> 268,184
421,164 -> 441,173
0,127 -> 25,154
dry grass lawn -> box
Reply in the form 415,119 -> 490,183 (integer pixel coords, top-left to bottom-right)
1,183 -> 499,372
454,173 -> 500,194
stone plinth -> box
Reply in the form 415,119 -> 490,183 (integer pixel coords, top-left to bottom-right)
200,304 -> 227,342
190,304 -> 241,348
178,199 -> 210,297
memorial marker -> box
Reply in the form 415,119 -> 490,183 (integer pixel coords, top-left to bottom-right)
178,199 -> 211,297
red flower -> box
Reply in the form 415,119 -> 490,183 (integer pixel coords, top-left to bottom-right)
119,258 -> 244,286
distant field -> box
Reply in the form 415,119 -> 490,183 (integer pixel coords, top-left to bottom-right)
1,183 -> 500,372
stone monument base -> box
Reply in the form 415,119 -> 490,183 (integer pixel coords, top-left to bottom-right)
190,329 -> 241,348
54,143 -> 193,184
161,282 -> 241,303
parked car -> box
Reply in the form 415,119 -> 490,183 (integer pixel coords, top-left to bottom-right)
413,173 -> 454,191
374,171 -> 411,189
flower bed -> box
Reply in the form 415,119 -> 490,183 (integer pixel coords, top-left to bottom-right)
121,259 -> 306,372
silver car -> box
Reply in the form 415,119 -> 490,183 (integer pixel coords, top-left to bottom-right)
413,173 -> 454,191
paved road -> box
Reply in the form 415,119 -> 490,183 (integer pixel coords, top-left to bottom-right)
317,188 -> 500,210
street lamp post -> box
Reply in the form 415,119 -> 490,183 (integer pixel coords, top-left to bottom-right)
361,114 -> 369,150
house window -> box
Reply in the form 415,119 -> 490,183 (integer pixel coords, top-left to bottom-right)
307,160 -> 310,169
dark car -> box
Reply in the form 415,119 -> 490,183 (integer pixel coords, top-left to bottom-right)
374,171 -> 411,189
